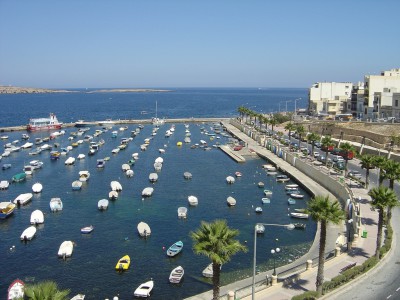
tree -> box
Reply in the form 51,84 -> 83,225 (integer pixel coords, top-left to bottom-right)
284,122 -> 296,143
373,156 -> 388,185
382,159 -> 400,190
359,154 -> 375,189
321,135 -> 335,167
296,124 -> 305,149
190,219 -> 247,300
368,186 -> 398,259
339,142 -> 356,176
269,117 -> 278,133
306,195 -> 345,296
24,280 -> 70,300
307,133 -> 320,156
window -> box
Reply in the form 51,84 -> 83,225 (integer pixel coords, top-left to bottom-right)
396,100 -> 399,107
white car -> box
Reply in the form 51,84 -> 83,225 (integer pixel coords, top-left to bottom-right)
313,152 -> 320,158
348,171 -> 362,179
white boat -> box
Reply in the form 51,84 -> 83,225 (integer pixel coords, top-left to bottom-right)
255,207 -> 263,213
98,199 -> 109,210
255,224 -> 265,234
96,159 -> 105,168
137,221 -> 151,237
20,226 -> 37,241
290,193 -> 304,199
110,181 -> 122,191
290,212 -> 309,219
30,209 -> 44,224
285,184 -> 299,189
13,193 -> 33,206
188,195 -> 198,206
64,157 -> 76,165
226,176 -> 235,184
21,142 -> 33,149
276,175 -> 290,182
177,207 -> 188,218
122,163 -> 130,172
8,279 -> 25,300
263,164 -> 277,172
50,198 -> 63,212
142,187 -> 154,197
23,165 -> 33,176
70,294 -> 85,300
169,265 -> 184,283
159,148 -> 166,154
58,240 -> 74,259
126,169 -> 134,177
111,148 -> 120,154
153,162 -> 163,171
132,152 -> 139,159
167,240 -> 183,257
133,280 -> 154,298
72,180 -> 82,190
109,190 -> 118,200
202,263 -> 221,278
258,181 -> 265,188
0,180 -> 10,190
80,225 -> 94,234
40,144 -> 52,151
264,190 -> 273,197
30,160 -> 43,169
77,153 -> 86,160
155,156 -> 164,164
227,196 -> 236,206
149,173 -> 158,182
79,170 -> 90,182
183,172 -> 192,179
261,198 -> 271,204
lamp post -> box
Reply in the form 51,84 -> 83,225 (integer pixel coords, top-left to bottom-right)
294,98 -> 302,115
252,223 -> 295,300
347,218 -> 354,251
271,247 -> 281,275
285,100 -> 292,113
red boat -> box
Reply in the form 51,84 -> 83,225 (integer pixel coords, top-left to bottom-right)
27,113 -> 62,131
8,279 -> 25,300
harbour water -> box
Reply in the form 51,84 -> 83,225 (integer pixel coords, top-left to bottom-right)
0,88 -> 316,299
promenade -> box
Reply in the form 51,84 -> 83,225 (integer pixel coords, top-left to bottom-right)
185,121 -> 378,300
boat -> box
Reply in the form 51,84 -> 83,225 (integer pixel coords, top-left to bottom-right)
12,172 -> 26,183
202,263 -> 221,278
109,190 -> 118,200
21,142 -> 33,149
152,101 -> 165,127
70,294 -> 85,300
154,162 -> 162,171
290,193 -> 304,199
0,202 -> 16,219
137,221 -> 151,237
21,133 -> 30,140
79,170 -> 90,182
58,240 -> 74,259
20,226 -> 37,241
149,173 -> 158,182
27,113 -> 62,131
255,207 -> 263,213
72,180 -> 83,190
263,189 -> 273,197
30,209 -> 44,224
13,193 -> 33,206
276,174 -> 290,182
115,255 -> 131,271
177,207 -> 188,218
183,172 -> 192,179
226,176 -> 235,184
294,223 -> 306,229
126,169 -> 134,177
77,153 -> 86,160
290,212 -> 309,219
75,120 -> 92,127
111,148 -> 120,154
286,189 -> 299,195
155,156 -> 164,164
50,198 -> 63,212
142,187 -> 154,197
96,159 -> 105,168
258,181 -> 265,188
288,198 -> 296,205
227,196 -> 236,206
23,165 -> 33,176
188,195 -> 198,206
80,225 -> 94,234
50,151 -> 60,159
255,224 -> 265,234
285,184 -> 299,189
261,197 -> 270,204
8,279 -> 25,300
110,181 -> 122,191
0,180 -> 10,190
30,160 -> 43,169
294,208 -> 307,213
133,280 -> 154,298
122,163 -> 130,172
65,157 -> 76,165
169,266 -> 184,283
235,171 -> 242,177
167,241 -> 183,257
98,199 -> 109,210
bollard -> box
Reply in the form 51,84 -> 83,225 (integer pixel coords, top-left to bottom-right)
271,274 -> 278,286
306,259 -> 313,270
352,233 -> 359,246
228,291 -> 235,300
335,246 -> 341,257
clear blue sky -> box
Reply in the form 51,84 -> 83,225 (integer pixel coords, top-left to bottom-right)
1,0 -> 399,88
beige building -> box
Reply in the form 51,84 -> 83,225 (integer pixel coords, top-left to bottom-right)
374,88 -> 400,120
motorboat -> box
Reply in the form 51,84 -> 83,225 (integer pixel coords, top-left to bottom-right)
8,279 -> 25,300
261,198 -> 270,204
110,181 -> 122,191
98,199 -> 109,210
227,196 -> 236,206
64,157 -> 76,165
21,142 -> 33,149
0,202 -> 16,219
126,169 -> 134,177
133,280 -> 154,298
183,172 -> 192,179
122,164 -> 130,172
30,160 -> 43,169
188,195 -> 198,206
96,159 -> 105,168
276,175 -> 290,182
178,207 -> 188,218
290,193 -> 304,199
290,212 -> 309,219
20,226 -> 37,241
255,207 -> 263,213
137,221 -> 151,237
79,170 -> 90,182
23,165 -> 34,176
0,180 -> 10,190
12,172 -> 26,183
288,198 -> 296,205
58,240 -> 74,259
142,187 -> 154,197
255,224 -> 265,234
30,210 -> 44,224
80,225 -> 94,234
77,153 -> 86,160
202,263 -> 221,278
149,173 -> 158,182
263,164 -> 277,172
111,148 -> 120,154
70,294 -> 85,300
167,241 -> 183,257
226,176 -> 235,184
154,162 -> 162,171
235,171 -> 242,177
258,181 -> 265,188
169,266 -> 184,283
50,198 -> 63,212
285,184 -> 299,189
109,190 -> 118,200
72,180 -> 83,190
263,189 -> 273,197
294,223 -> 306,229
115,255 -> 131,271
13,193 -> 33,206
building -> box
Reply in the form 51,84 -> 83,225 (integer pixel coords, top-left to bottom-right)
374,88 -> 400,120
348,82 -> 365,119
308,82 -> 353,117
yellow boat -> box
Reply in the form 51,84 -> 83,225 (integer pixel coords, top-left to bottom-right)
115,255 -> 130,271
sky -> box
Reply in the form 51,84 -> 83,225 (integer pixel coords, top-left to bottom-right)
0,0 -> 399,88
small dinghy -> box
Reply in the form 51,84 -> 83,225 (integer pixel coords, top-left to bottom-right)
188,195 -> 198,206
58,240 -> 73,259
13,193 -> 33,206
20,226 -> 37,241
263,190 -> 273,197
8,279 -> 25,300
255,207 -> 263,213
134,280 -> 154,298
294,223 -> 306,229
290,193 -> 304,199
167,241 -> 183,257
98,199 -> 109,210
149,173 -> 158,182
142,187 -> 154,197
30,210 -> 44,225
276,174 -> 290,182
32,182 -> 43,193
227,196 -> 236,206
77,153 -> 85,160
122,163 -> 130,172
72,180 -> 82,190
202,263 -> 221,278
80,225 -> 94,234
258,181 -> 265,188
110,181 -> 122,191
50,198 -> 63,212
79,171 -> 90,182
126,169 -> 134,177
226,176 -> 235,184
177,207 -> 188,218
115,255 -> 130,271
285,184 -> 299,189
0,180 -> 10,190
137,221 -> 151,237
109,190 -> 118,200
255,223 -> 265,234
64,157 -> 76,165
290,212 -> 309,219
261,197 -> 270,204
169,266 -> 184,283
183,172 -> 192,179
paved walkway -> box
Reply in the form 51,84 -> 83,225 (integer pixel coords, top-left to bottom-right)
185,122 -> 378,300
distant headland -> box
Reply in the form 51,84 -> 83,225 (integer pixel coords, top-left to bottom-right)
87,88 -> 171,93
0,86 -> 171,94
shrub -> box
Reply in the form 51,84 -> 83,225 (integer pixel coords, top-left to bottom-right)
291,290 -> 319,300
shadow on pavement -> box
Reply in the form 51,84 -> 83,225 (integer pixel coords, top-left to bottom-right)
281,274 -> 312,292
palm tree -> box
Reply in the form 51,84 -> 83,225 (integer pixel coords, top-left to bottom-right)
190,219 -> 248,300
296,124 -> 305,148
382,159 -> 400,190
269,117 -> 278,133
24,280 -> 70,300
321,135 -> 335,166
284,122 -> 296,142
359,154 -> 376,189
237,106 -> 246,123
339,142 -> 356,176
307,133 -> 320,156
306,195 -> 345,296
368,186 -> 398,259
373,156 -> 388,185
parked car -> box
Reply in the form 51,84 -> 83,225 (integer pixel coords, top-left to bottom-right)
332,155 -> 344,163
348,170 -> 362,179
334,161 -> 345,170
233,145 -> 243,151
313,152 -> 320,158
314,142 -> 321,148
331,148 -> 341,155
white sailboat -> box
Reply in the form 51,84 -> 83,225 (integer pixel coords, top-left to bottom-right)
152,101 -> 165,126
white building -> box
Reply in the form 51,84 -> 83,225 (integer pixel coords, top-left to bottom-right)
374,88 -> 400,120
308,82 -> 353,116
349,82 -> 365,119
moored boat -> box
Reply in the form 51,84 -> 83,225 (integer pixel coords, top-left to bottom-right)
202,263 -> 221,278
290,193 -> 304,199
183,171 -> 192,179
137,221 -> 151,237
0,180 -> 10,190
258,181 -> 265,188
20,226 -> 37,241
276,174 -> 290,182
13,193 -> 33,206
263,189 -> 273,197
30,209 -> 44,224
294,223 -> 306,229
0,202 -> 16,219
81,225 -> 94,234
167,241 -> 183,257
261,197 -> 270,204
109,190 -> 118,200
115,254 -> 131,271
227,196 -> 236,206
188,195 -> 198,206
27,113 -> 62,131
255,223 -> 265,234
79,170 -> 90,182
149,173 -> 158,182
98,199 -> 109,210
110,181 -> 122,191
58,240 -> 73,259
8,279 -> 25,300
255,207 -> 263,213
72,180 -> 83,190
50,198 -> 63,212
226,176 -> 235,184
133,280 -> 154,298
169,266 -> 184,283
290,212 -> 309,219
142,187 -> 154,197
288,198 -> 296,205
177,207 -> 188,218
12,172 -> 26,183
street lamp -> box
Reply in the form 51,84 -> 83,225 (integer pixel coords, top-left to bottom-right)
347,219 -> 354,251
252,223 -> 295,300
285,100 -> 292,113
294,98 -> 302,116
271,247 -> 281,276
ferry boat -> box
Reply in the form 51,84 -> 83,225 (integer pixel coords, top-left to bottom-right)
27,113 -> 62,131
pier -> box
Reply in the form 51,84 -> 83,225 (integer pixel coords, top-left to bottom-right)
218,145 -> 246,163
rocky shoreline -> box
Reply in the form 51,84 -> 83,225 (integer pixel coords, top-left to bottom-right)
0,86 -> 72,94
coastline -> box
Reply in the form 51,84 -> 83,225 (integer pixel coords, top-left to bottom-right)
0,86 -> 171,94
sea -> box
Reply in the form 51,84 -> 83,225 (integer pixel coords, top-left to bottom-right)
0,88 -> 316,299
